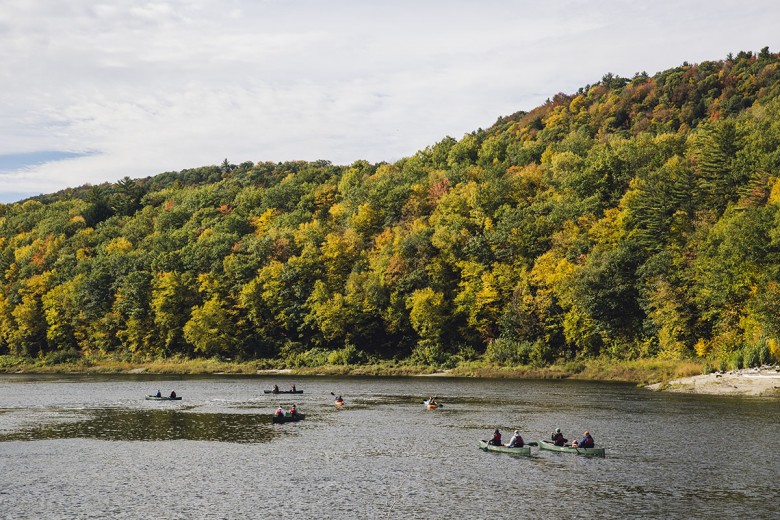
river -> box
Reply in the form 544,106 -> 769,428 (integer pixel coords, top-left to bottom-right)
0,374 -> 777,519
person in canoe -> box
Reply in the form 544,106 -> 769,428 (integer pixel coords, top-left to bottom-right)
275,405 -> 285,417
508,430 -> 524,448
289,404 -> 298,416
155,390 -> 162,398
273,384 -> 280,394
551,428 -> 567,446
488,429 -> 502,446
290,384 -> 296,392
577,431 -> 594,448
169,390 -> 177,398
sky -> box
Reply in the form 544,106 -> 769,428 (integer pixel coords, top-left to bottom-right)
1,0 -> 779,203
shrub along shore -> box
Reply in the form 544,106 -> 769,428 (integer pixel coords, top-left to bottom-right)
0,354 -> 702,384
4,354 -> 777,396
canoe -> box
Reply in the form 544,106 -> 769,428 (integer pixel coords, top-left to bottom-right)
478,440 -> 531,456
263,389 -> 303,394
146,395 -> 182,401
272,413 -> 305,424
537,439 -> 605,457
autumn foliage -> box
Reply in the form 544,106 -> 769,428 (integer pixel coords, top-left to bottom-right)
2,49 -> 780,370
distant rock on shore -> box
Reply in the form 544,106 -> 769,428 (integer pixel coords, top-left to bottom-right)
646,366 -> 780,397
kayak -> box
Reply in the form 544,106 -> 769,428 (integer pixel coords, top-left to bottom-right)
537,439 -> 605,457
146,395 -> 182,401
272,413 -> 305,424
478,440 -> 531,456
263,389 -> 303,394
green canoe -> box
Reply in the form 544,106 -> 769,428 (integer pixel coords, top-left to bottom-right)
478,440 -> 531,456
537,439 -> 605,457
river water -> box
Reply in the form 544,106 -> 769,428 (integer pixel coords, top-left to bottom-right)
0,374 -> 777,519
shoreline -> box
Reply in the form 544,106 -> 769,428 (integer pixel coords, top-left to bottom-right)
2,356 -> 778,397
645,366 -> 780,397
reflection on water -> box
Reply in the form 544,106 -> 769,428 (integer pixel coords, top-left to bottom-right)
0,408 -> 277,443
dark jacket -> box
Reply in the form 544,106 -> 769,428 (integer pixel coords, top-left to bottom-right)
578,434 -> 594,448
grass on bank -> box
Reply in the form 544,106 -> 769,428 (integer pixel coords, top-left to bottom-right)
0,352 -> 705,384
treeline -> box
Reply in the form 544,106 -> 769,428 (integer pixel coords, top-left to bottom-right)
2,49 -> 780,370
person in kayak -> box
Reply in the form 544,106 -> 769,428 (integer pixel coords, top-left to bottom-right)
169,390 -> 176,398
488,429 -> 502,446
508,430 -> 524,448
577,431 -> 594,448
551,428 -> 567,446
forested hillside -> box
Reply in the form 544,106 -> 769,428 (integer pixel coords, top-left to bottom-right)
3,49 -> 780,371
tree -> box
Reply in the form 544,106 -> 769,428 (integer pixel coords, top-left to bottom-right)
407,287 -> 447,347
183,297 -> 235,357
151,272 -> 195,355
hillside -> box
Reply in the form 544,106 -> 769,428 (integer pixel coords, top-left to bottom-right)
2,48 -> 780,372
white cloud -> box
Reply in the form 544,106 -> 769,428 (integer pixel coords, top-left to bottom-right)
1,0 -> 780,200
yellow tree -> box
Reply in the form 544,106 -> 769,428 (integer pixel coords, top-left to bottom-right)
42,277 -> 81,351
407,287 -> 447,360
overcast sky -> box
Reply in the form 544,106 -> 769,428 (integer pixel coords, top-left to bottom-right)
1,0 -> 779,203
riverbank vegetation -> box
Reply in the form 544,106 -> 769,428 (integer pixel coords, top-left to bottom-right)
2,50 -> 780,381
0,353 -> 702,385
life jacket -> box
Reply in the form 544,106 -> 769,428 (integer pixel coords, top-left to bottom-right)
275,408 -> 284,416
580,435 -> 594,448
510,436 -> 524,447
552,433 -> 565,445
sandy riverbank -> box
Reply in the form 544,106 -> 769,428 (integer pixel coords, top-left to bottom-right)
646,366 -> 780,397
